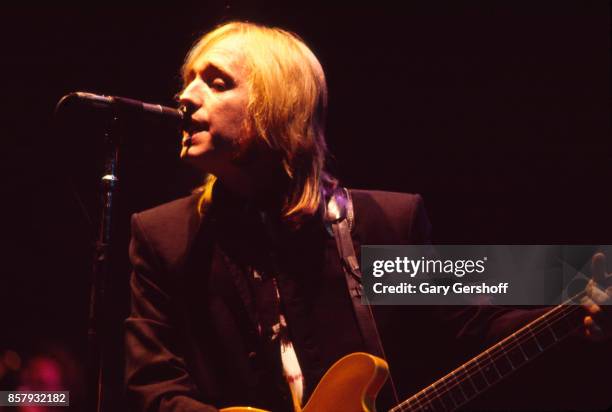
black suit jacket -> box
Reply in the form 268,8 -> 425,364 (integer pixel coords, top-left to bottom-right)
125,189 -> 535,412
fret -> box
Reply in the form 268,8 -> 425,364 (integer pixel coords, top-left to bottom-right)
503,335 -> 527,369
511,331 -> 538,361
543,314 -> 561,341
409,385 -> 446,412
401,395 -> 419,412
491,345 -> 513,376
521,327 -> 543,358
438,387 -> 456,411
395,302 -> 583,412
461,365 -> 479,397
441,377 -> 460,409
448,372 -> 468,406
430,389 -> 448,412
481,352 -> 501,384
526,324 -> 543,351
454,369 -> 476,400
534,324 -> 556,349
419,399 -> 435,412
468,358 -> 488,392
410,394 -> 433,412
547,311 -> 575,339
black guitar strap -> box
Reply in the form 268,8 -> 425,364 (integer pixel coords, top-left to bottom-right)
325,187 -> 399,404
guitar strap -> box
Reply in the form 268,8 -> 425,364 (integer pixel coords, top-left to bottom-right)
325,187 -> 399,404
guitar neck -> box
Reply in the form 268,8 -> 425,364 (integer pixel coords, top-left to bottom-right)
390,297 -> 585,412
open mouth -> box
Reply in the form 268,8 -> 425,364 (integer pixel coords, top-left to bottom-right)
182,120 -> 210,147
183,118 -> 209,134
183,129 -> 211,148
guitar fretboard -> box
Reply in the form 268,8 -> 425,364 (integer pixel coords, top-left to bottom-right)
390,297 -> 585,412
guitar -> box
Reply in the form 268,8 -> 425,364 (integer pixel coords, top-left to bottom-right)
221,293 -> 586,411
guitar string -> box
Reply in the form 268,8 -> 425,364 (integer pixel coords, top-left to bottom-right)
401,298 -> 584,411
407,268 -> 612,411
390,292 -> 587,412
395,300 -> 583,411
395,296 -> 584,411
411,304 -> 583,411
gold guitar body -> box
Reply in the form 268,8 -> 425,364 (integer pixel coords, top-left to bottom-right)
221,352 -> 389,412
222,294 -> 588,412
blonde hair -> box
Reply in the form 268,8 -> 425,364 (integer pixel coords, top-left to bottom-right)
182,21 -> 337,224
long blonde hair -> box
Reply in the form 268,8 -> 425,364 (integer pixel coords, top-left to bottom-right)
182,21 -> 337,224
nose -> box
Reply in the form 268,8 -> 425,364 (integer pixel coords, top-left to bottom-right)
177,78 -> 209,127
178,77 -> 206,109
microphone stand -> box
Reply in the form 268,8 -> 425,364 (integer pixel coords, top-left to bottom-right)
53,92 -> 188,412
87,115 -> 121,412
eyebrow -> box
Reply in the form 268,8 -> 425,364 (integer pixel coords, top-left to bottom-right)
194,61 -> 234,81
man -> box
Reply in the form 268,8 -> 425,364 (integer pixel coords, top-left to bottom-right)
125,21 -> 611,411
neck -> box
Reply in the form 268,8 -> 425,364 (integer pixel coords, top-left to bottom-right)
215,164 -> 257,199
211,165 -> 288,216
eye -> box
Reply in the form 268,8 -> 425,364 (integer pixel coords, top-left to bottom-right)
209,77 -> 228,91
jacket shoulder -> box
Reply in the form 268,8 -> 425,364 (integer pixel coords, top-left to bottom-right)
134,193 -> 201,228
130,193 -> 202,273
350,189 -> 423,210
349,189 -> 431,244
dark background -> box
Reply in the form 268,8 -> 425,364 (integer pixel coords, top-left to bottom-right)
1,1 -> 610,411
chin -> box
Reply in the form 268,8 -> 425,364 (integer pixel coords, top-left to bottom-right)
180,147 -> 223,173
181,144 -> 207,159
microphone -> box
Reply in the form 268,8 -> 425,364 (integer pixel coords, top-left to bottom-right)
56,91 -> 188,126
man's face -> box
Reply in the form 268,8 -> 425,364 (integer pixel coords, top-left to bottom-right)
178,36 -> 253,174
